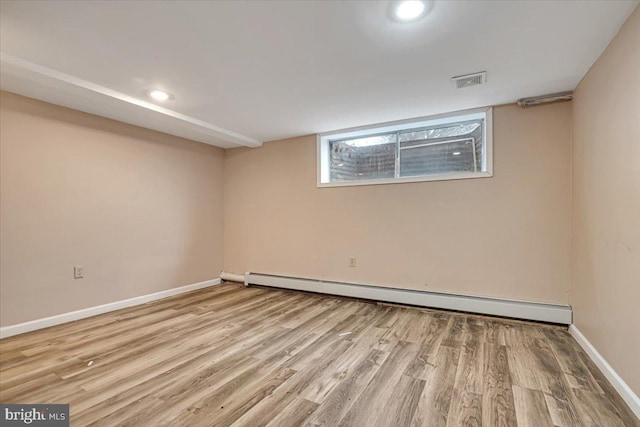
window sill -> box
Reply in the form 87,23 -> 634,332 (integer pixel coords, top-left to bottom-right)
317,171 -> 493,188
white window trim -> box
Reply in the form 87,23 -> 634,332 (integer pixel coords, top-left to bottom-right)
317,107 -> 493,188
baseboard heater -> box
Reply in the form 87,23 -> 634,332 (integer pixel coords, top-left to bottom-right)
245,273 -> 572,325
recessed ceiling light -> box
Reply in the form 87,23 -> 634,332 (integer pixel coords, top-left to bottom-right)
148,89 -> 171,101
338,163 -> 344,167
394,0 -> 426,22
453,151 -> 461,156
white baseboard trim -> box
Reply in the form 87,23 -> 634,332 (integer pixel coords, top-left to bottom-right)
220,271 -> 246,283
569,325 -> 640,418
0,278 -> 221,339
245,273 -> 572,324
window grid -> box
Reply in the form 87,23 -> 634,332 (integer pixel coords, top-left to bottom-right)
319,108 -> 492,187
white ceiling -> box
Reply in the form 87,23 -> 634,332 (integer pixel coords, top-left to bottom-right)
1,1 -> 637,148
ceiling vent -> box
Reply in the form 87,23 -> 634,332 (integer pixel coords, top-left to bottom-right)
517,91 -> 573,107
452,72 -> 486,89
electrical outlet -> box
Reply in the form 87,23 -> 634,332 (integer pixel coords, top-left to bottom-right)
349,257 -> 356,268
74,266 -> 84,279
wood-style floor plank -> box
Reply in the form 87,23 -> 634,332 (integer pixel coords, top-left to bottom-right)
1,282 -> 638,426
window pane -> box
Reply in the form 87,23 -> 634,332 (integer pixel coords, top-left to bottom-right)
399,119 -> 484,177
399,138 -> 477,177
329,133 -> 396,181
398,122 -> 481,144
320,111 -> 489,185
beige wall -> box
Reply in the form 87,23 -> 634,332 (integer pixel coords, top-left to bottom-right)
571,7 -> 640,395
0,91 -> 225,326
224,102 -> 572,305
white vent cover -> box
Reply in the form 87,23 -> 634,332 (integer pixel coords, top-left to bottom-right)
452,72 -> 486,89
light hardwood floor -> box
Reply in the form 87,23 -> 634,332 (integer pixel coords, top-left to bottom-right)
0,282 -> 637,426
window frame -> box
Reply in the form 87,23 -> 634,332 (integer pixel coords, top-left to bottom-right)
317,107 -> 493,188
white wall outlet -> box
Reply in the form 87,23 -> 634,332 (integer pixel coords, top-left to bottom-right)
74,266 -> 84,279
349,257 -> 356,268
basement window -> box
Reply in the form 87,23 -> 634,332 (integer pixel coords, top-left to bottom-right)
318,107 -> 492,187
